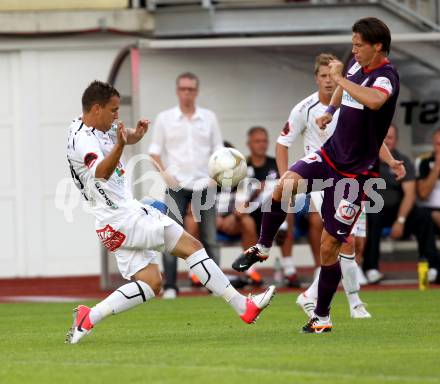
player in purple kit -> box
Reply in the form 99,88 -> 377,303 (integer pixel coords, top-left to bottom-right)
232,17 -> 406,333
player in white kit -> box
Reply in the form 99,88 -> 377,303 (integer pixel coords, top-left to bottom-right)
276,54 -> 371,319
65,81 -> 275,344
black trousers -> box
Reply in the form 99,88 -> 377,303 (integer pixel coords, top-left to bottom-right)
163,187 -> 219,291
364,206 -> 440,271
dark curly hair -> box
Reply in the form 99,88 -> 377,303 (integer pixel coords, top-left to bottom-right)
352,17 -> 391,54
82,80 -> 120,112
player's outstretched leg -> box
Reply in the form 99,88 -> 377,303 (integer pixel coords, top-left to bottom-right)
232,172 -> 302,272
66,276 -> 158,344
169,226 -> 276,324
232,245 -> 270,272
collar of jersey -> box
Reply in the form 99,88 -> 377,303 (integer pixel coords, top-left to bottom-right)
362,58 -> 390,74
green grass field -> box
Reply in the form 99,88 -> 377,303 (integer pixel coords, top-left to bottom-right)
1,289 -> 439,384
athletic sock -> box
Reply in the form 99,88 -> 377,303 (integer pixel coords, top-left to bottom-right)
315,261 -> 342,317
89,280 -> 155,325
186,249 -> 246,315
258,199 -> 287,248
281,256 -> 296,277
304,271 -> 319,301
340,253 -> 362,308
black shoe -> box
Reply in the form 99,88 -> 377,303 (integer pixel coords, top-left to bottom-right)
229,276 -> 249,289
232,246 -> 269,272
301,316 -> 332,334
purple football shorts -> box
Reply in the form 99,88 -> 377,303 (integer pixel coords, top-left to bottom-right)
289,150 -> 373,242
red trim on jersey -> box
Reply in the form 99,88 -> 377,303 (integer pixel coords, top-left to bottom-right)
372,86 -> 390,96
280,121 -> 290,136
362,58 -> 390,74
320,148 -> 380,178
320,148 -> 358,178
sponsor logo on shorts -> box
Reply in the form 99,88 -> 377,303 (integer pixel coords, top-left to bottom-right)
96,224 -> 126,251
334,199 -> 360,225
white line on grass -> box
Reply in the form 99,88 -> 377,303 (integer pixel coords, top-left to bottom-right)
7,360 -> 439,383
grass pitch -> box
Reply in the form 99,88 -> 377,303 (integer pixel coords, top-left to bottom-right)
0,289 -> 439,384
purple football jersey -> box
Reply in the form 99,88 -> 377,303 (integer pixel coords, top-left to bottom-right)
322,58 -> 400,175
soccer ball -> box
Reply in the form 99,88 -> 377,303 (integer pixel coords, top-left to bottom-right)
208,147 -> 247,187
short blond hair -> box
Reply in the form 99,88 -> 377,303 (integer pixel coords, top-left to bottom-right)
314,53 -> 338,75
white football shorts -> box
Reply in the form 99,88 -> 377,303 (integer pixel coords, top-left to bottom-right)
97,202 -> 184,280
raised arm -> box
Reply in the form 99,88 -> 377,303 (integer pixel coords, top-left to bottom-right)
316,85 -> 343,129
96,122 -> 127,180
125,119 -> 149,145
329,60 -> 388,111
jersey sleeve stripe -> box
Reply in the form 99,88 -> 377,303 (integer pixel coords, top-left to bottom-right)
372,86 -> 390,96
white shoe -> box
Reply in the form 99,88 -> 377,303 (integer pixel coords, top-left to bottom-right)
366,269 -> 384,284
350,303 -> 372,319
162,288 -> 177,299
356,266 -> 368,286
428,268 -> 438,283
240,285 -> 276,324
65,305 -> 93,344
296,292 -> 316,318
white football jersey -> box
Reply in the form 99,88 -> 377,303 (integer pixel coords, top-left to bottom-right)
277,92 -> 339,155
67,118 -> 136,225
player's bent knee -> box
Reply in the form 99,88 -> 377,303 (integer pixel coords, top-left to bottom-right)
137,275 -> 161,296
171,230 -> 203,259
133,265 -> 163,296
149,280 -> 162,296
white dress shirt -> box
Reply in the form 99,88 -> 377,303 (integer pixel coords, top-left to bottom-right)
149,106 -> 223,190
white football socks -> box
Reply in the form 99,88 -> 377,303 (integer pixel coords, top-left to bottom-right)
89,280 -> 155,325
281,256 -> 296,277
304,270 -> 319,301
340,253 -> 363,309
186,249 -> 246,315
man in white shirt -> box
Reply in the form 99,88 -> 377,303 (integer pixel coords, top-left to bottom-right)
149,72 -> 224,298
276,53 -> 371,319
416,128 -> 440,282
417,128 -> 440,233
65,80 -> 275,344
